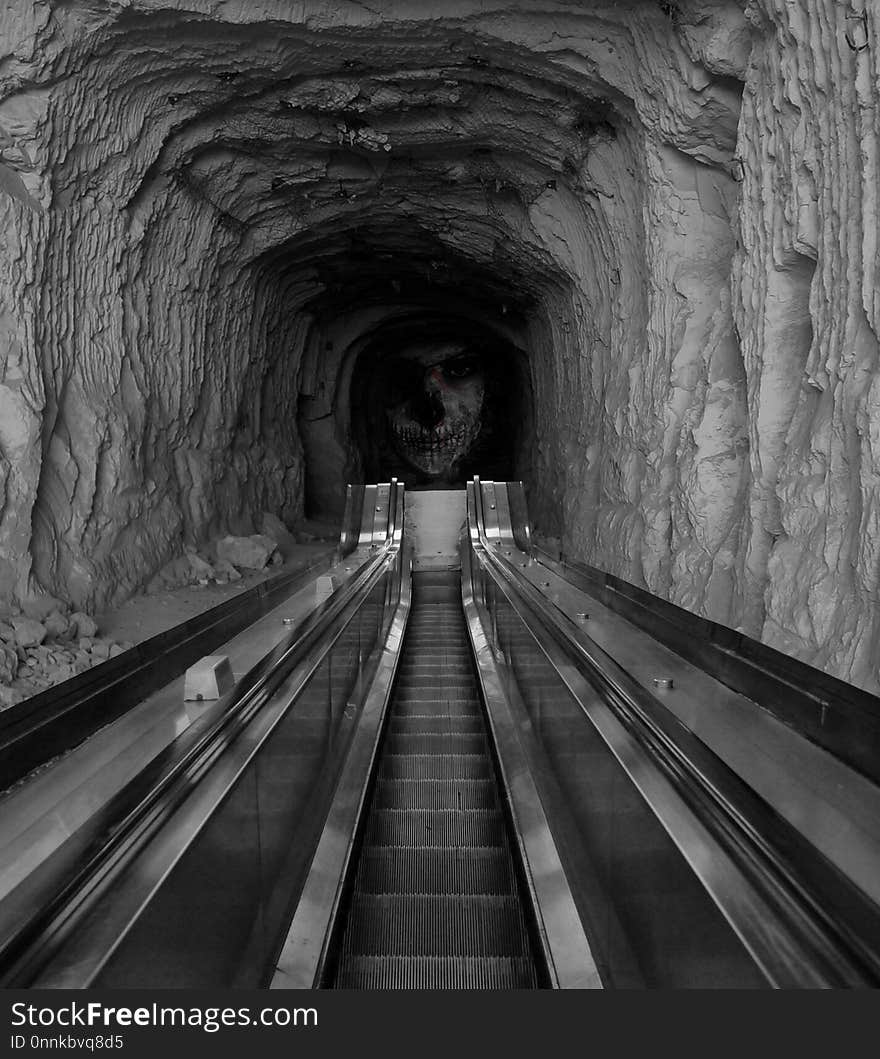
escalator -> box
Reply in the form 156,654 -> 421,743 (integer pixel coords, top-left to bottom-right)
326,571 -> 542,989
6,479 -> 880,990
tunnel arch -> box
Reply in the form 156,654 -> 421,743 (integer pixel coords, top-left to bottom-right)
11,3 -> 878,692
290,296 -> 539,521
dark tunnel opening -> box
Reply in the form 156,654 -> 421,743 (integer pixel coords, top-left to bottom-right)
284,218 -> 545,524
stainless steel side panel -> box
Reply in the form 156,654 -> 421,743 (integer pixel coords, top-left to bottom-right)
461,545 -> 602,989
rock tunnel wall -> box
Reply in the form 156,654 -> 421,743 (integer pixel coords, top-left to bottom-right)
0,1 -> 878,690
733,0 -> 880,685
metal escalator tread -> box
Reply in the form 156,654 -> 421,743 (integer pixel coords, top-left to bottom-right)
329,573 -> 540,989
334,956 -> 537,989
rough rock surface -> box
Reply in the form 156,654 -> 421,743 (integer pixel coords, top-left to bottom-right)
260,512 -> 298,559
0,598 -> 134,706
216,534 -> 278,571
10,617 -> 45,648
0,529 -> 319,704
0,1 -> 877,689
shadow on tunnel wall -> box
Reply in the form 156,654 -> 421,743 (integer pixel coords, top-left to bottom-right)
349,319 -> 530,490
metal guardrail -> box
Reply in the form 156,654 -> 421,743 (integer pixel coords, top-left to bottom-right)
470,472 -> 880,788
533,546 -> 880,787
465,478 -> 880,987
272,546 -> 414,989
0,552 -> 336,790
0,482 -> 407,987
459,537 -> 601,989
0,478 -> 384,791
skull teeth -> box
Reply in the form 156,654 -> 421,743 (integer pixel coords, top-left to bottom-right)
388,415 -> 481,473
391,423 -> 469,449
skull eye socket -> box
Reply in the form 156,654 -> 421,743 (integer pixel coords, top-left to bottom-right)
385,360 -> 424,403
440,354 -> 481,381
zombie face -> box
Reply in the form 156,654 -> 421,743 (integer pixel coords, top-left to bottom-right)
385,342 -> 485,478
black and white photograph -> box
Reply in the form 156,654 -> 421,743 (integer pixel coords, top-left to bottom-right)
0,0 -> 878,1037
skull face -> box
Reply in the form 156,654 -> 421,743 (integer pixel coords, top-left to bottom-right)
385,342 -> 485,478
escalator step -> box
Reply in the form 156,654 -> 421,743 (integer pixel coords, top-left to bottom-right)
373,777 -> 497,810
397,663 -> 473,675
391,700 -> 481,717
395,676 -> 477,690
404,629 -> 467,637
339,894 -> 533,957
379,754 -> 491,780
364,808 -> 506,847
392,690 -> 479,702
394,689 -> 478,701
327,572 -> 540,990
353,846 -> 516,894
385,732 -> 485,754
402,640 -> 469,651
395,674 -> 473,687
406,620 -> 465,626
333,954 -> 538,989
400,639 -> 468,647
389,716 -> 484,735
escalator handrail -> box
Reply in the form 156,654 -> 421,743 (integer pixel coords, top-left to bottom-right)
299,547 -> 414,988
466,480 -> 880,987
0,550 -> 336,790
0,482 -> 406,985
459,538 -> 602,989
532,544 -> 880,788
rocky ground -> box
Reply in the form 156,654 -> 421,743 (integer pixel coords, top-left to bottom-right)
0,516 -> 337,710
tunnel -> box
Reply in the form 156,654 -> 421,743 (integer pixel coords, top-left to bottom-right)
3,0 -> 880,999
0,0 -> 878,695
